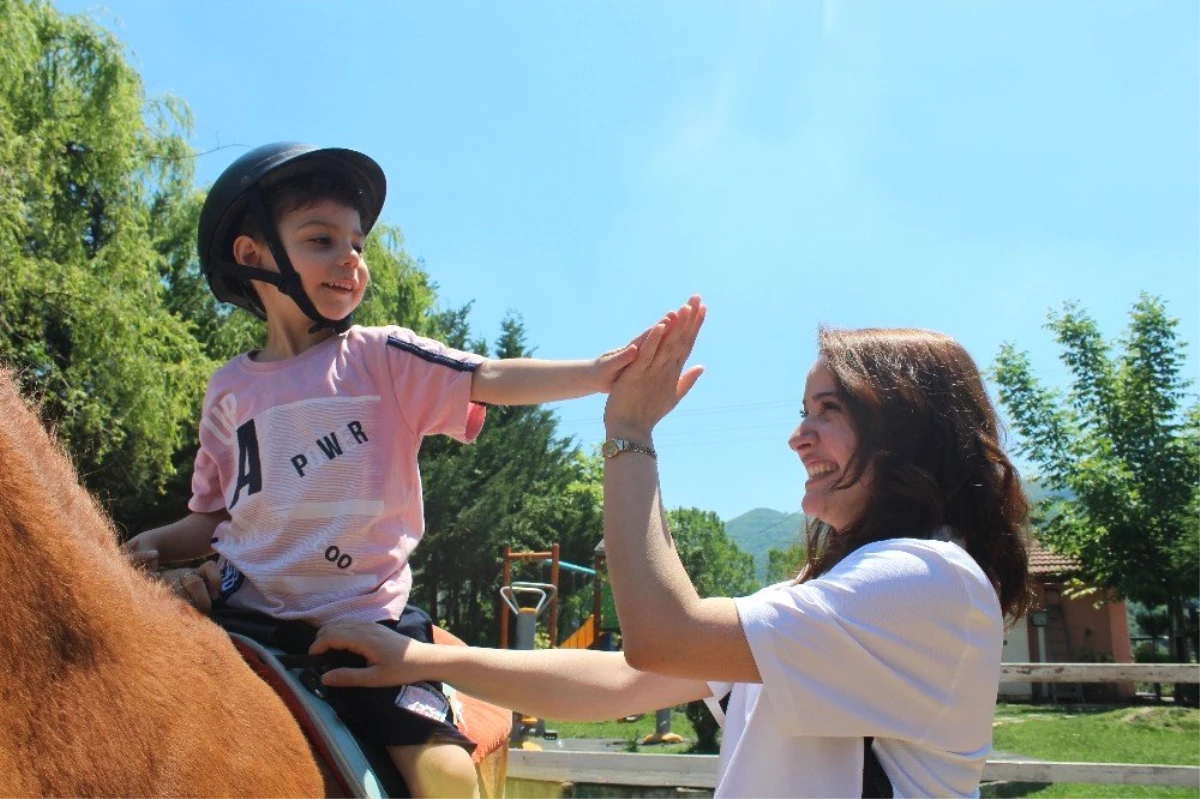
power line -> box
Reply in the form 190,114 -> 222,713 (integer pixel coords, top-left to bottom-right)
561,420 -> 796,436
548,397 -> 799,426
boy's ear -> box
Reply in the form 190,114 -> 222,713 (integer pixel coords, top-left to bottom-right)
231,234 -> 263,267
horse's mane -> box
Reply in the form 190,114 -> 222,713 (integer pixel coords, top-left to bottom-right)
0,368 -> 322,796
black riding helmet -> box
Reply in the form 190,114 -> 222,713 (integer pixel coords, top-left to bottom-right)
198,143 -> 386,332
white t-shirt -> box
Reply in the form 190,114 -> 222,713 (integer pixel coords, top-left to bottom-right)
706,538 -> 1003,798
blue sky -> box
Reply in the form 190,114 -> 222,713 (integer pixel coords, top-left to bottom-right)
58,1 -> 1199,523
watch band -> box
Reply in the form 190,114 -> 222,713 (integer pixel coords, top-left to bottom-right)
601,438 -> 657,460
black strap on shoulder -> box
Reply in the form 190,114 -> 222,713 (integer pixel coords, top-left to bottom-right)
862,737 -> 893,798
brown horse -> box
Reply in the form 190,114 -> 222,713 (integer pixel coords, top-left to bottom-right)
0,367 -> 323,796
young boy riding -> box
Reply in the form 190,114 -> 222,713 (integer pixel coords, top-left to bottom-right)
125,143 -> 662,798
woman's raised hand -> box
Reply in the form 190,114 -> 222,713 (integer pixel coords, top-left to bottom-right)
603,295 -> 706,440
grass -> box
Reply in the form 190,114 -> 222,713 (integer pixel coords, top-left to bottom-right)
986,703 -> 1199,799
543,709 -> 700,754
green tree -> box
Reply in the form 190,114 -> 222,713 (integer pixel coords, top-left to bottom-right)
412,313 -> 605,645
765,540 -> 807,584
0,0 -> 213,531
668,508 -> 759,599
666,507 -> 758,751
993,295 -> 1199,692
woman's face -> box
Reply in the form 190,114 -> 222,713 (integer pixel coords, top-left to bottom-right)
789,358 -> 872,531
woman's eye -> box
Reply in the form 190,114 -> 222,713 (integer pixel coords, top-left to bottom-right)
352,244 -> 364,254
311,236 -> 330,246
821,401 -> 841,414
799,408 -> 809,420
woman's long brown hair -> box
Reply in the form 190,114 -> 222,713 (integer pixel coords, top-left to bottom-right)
798,327 -> 1031,620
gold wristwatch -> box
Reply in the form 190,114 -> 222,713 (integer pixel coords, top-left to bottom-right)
601,438 -> 656,460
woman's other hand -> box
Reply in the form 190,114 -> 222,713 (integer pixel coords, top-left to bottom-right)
312,621 -> 427,688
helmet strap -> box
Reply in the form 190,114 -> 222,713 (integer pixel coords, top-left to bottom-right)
244,189 -> 353,334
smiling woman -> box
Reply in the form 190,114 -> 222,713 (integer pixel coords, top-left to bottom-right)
796,326 -> 1032,621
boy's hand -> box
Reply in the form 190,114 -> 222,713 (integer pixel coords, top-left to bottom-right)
604,295 -> 706,440
311,621 -> 427,688
121,535 -> 160,572
161,562 -> 222,613
590,342 -> 640,393
590,314 -> 678,393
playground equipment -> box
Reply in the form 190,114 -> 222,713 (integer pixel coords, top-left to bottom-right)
543,556 -> 605,650
643,708 -> 685,745
499,545 -> 560,650
499,580 -> 557,747
499,543 -> 611,651
500,542 -> 684,746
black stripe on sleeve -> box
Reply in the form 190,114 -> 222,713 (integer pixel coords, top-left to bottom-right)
387,335 -> 478,373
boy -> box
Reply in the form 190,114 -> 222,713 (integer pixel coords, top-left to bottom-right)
124,143 -> 658,798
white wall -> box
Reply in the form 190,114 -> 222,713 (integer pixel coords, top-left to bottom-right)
999,614 -> 1033,699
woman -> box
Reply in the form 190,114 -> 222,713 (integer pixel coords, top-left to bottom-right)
314,296 -> 1030,798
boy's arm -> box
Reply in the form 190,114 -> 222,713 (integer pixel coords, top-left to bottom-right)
312,622 -> 711,721
470,355 -> 633,406
468,306 -> 698,406
123,510 -> 227,567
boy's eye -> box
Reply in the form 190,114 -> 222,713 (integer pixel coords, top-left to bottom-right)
310,236 -> 330,246
352,244 -> 364,254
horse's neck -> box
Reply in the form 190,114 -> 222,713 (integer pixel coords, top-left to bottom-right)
0,377 -> 129,672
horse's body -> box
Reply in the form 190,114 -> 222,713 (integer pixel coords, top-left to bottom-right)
0,369 -> 324,796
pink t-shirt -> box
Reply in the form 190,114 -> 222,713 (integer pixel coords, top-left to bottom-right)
189,325 -> 486,625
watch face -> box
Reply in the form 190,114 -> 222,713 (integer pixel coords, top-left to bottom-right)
601,440 -> 619,458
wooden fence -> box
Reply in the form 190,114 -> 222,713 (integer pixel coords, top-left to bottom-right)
507,663 -> 1200,792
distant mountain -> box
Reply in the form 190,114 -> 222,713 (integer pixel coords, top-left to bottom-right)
726,480 -> 1061,581
724,508 -> 807,580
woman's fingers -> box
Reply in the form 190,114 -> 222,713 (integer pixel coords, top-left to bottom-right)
677,365 -> 705,401
649,299 -> 705,376
311,625 -> 374,657
310,625 -> 409,687
630,322 -> 667,371
322,665 -> 389,688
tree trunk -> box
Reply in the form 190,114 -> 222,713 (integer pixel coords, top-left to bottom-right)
1169,593 -> 1198,706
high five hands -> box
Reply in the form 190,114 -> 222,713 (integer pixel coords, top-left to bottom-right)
604,295 -> 707,440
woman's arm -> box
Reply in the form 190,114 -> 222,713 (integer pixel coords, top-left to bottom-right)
312,622 -> 711,721
601,297 -> 761,683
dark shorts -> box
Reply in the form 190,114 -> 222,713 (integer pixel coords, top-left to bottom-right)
213,604 -> 475,753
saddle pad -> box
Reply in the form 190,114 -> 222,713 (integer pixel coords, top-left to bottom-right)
232,627 -> 511,798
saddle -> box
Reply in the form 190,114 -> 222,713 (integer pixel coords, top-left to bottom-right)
211,611 -> 510,798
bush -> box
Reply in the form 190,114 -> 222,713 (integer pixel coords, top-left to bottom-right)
1134,642 -> 1170,663
685,700 -> 720,753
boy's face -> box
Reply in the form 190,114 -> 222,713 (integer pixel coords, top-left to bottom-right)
235,199 -> 369,328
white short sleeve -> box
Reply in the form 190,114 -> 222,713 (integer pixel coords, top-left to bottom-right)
733,539 -> 1002,751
